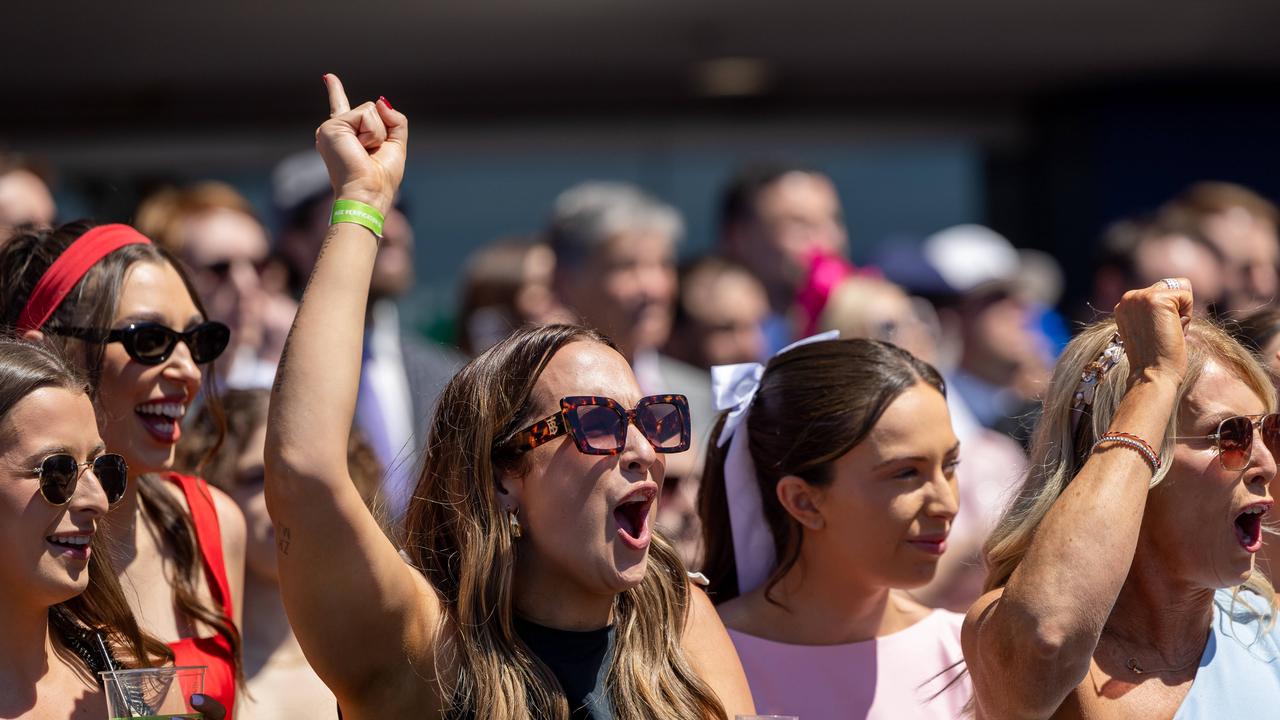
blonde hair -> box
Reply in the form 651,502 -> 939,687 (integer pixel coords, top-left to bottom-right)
985,318 -> 1277,611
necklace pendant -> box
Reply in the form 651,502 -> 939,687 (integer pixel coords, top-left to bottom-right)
1127,658 -> 1145,675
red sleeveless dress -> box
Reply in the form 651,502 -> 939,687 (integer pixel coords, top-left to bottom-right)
165,473 -> 237,719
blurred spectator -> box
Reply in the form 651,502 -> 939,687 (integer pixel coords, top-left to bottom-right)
718,161 -> 849,354
456,236 -> 569,356
177,388 -> 385,720
0,151 -> 56,237
548,181 -> 713,562
1091,213 -> 1225,317
817,273 -> 1026,611
135,181 -> 295,388
1232,307 -> 1280,377
1161,181 -> 1280,314
271,151 -> 461,521
664,255 -> 769,369
818,276 -> 940,365
879,225 -> 1060,447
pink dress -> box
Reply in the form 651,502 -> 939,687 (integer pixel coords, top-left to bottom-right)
728,609 -> 971,719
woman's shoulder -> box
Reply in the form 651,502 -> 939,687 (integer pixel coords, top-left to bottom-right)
159,472 -> 246,541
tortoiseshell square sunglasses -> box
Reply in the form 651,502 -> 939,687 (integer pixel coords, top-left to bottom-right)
508,394 -> 692,456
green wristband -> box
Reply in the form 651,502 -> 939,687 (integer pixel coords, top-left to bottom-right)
330,199 -> 385,238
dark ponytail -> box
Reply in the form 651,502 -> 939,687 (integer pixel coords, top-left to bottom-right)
697,338 -> 945,605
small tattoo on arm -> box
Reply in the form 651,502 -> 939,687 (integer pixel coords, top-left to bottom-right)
277,525 -> 292,555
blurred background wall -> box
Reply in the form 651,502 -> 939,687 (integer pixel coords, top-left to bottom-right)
6,0 -> 1280,336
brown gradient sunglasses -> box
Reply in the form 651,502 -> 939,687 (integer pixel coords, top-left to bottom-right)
1174,413 -> 1280,471
507,394 -> 692,456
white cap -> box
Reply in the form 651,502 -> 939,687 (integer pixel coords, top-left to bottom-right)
922,224 -> 1063,306
272,150 -> 331,213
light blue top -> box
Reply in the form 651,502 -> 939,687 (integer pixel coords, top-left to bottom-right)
1174,587 -> 1280,719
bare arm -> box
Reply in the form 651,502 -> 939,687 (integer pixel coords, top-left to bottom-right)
264,75 -> 440,704
963,281 -> 1192,718
681,584 -> 755,718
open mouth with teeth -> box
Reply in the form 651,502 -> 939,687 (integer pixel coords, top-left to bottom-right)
46,534 -> 92,560
1234,505 -> 1268,553
135,401 -> 187,443
613,490 -> 655,550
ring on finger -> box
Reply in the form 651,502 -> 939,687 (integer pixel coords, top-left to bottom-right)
1161,278 -> 1182,290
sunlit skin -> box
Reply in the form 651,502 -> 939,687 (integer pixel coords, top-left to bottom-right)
0,387 -> 111,719
1033,361 -> 1278,719
719,382 -> 960,645
48,259 -> 246,653
228,421 -> 339,720
94,261 -> 203,473
1140,360 -> 1274,590
500,341 -> 666,629
0,388 -> 109,609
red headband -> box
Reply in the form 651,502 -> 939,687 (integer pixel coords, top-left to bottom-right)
16,224 -> 153,333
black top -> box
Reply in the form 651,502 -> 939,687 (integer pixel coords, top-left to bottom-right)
515,615 -> 614,720
342,613 -> 616,720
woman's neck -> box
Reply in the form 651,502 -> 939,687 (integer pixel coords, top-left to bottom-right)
768,550 -> 901,640
242,571 -> 307,675
0,597 -> 53,698
512,557 -> 614,631
1104,550 -> 1215,665
734,549 -> 920,645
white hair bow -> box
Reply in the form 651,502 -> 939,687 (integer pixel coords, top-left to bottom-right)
709,330 -> 839,594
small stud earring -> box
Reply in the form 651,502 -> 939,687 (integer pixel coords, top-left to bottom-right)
508,508 -> 523,539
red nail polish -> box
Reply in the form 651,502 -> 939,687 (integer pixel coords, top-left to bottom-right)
321,73 -> 329,84
379,95 -> 393,110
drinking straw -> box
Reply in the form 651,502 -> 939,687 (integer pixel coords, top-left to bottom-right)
96,632 -> 133,715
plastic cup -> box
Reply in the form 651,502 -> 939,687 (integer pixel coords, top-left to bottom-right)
100,665 -> 205,719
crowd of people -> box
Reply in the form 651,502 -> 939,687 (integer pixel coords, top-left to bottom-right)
2,73 -> 1280,719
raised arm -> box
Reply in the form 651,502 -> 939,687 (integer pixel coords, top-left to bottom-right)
264,75 -> 440,706
962,281 -> 1192,719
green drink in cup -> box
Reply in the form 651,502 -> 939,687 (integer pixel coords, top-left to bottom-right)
101,665 -> 205,719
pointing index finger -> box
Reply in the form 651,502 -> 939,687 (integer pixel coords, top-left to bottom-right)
324,73 -> 351,116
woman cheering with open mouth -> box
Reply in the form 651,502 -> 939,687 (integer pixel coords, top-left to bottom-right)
263,75 -> 754,719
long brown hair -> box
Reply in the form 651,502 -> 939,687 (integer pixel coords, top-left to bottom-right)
0,221 -> 241,679
698,338 -> 946,604
0,337 -> 172,674
403,323 -> 726,720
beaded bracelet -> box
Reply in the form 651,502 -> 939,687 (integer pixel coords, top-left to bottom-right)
1092,432 -> 1161,473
